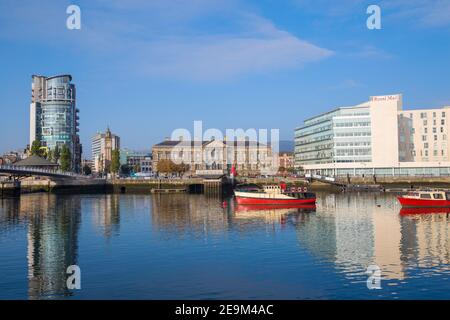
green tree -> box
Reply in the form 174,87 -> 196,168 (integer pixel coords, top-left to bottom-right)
60,145 -> 72,172
120,164 -> 132,176
110,149 -> 120,175
53,145 -> 61,164
82,164 -> 92,175
46,149 -> 53,162
31,140 -> 44,157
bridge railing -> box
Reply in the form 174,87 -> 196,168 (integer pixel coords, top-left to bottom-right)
0,165 -> 87,178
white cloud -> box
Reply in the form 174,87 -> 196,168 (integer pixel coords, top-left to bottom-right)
292,0 -> 450,27
132,15 -> 333,80
0,0 -> 333,81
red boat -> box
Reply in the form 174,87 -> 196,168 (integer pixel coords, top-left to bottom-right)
234,184 -> 316,205
235,204 -> 316,211
397,190 -> 450,208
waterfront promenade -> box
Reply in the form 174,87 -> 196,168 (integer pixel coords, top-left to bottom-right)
3,174 -> 450,197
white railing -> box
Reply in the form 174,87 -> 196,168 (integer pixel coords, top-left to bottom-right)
0,165 -> 86,178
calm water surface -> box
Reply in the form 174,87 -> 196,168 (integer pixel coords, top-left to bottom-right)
0,192 -> 449,299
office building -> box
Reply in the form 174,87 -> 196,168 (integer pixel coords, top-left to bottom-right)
29,74 -> 81,172
295,94 -> 450,176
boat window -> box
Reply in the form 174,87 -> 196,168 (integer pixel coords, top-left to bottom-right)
433,193 -> 444,199
420,193 -> 432,199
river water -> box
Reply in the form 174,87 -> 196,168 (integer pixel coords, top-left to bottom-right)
0,192 -> 449,299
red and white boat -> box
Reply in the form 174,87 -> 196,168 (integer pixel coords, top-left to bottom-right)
397,190 -> 450,208
234,184 -> 316,205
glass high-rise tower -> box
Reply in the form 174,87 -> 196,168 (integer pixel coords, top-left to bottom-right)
29,74 -> 82,172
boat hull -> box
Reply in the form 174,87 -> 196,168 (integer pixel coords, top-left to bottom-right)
236,204 -> 316,211
235,196 -> 316,205
397,196 -> 450,208
400,207 -> 450,215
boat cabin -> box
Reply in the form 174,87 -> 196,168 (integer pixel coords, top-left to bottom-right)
404,190 -> 450,200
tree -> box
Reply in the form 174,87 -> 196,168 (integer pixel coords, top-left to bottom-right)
157,159 -> 176,175
82,164 -> 92,175
120,164 -> 132,176
53,145 -> 61,164
174,162 -> 189,176
60,145 -> 72,172
110,149 -> 120,175
46,149 -> 53,162
31,140 -> 44,157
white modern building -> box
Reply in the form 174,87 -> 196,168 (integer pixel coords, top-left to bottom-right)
295,94 -> 450,176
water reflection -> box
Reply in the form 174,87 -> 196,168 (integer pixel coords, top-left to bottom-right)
0,192 -> 449,299
20,194 -> 81,299
91,194 -> 120,238
295,192 -> 450,282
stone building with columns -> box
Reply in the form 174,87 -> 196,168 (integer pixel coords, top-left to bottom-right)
152,138 -> 275,177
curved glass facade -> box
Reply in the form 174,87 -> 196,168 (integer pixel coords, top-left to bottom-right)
30,75 -> 81,172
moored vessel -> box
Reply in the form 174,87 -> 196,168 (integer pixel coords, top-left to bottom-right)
234,184 -> 316,205
397,190 -> 450,208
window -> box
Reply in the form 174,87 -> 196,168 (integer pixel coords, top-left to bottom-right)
424,143 -> 429,148
433,127 -> 437,133
444,134 -> 447,140
441,127 -> 444,133
433,112 -> 436,118
443,112 -> 446,118
424,120 -> 428,126
424,128 -> 428,133
434,150 -> 438,156
433,120 -> 437,125
442,119 -> 445,125
422,135 -> 427,141
425,150 -> 428,156
420,193 -> 431,199
434,135 -> 438,141
433,193 -> 444,199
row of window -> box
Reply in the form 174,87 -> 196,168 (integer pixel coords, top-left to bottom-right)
335,142 -> 371,147
418,111 -> 446,119
422,119 -> 445,126
334,132 -> 371,137
421,134 -> 447,141
334,121 -> 371,128
416,149 -> 446,157
335,149 -> 371,156
423,127 -> 445,134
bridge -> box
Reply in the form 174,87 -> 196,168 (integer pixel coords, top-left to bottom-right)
0,165 -> 87,180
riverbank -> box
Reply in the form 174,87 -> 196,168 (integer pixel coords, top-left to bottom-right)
2,175 -> 450,197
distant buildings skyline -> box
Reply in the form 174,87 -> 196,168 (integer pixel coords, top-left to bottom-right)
91,127 -> 120,174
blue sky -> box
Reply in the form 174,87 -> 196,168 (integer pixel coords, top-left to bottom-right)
0,0 -> 449,156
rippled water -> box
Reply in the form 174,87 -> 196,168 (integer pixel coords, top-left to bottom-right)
0,192 -> 449,299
